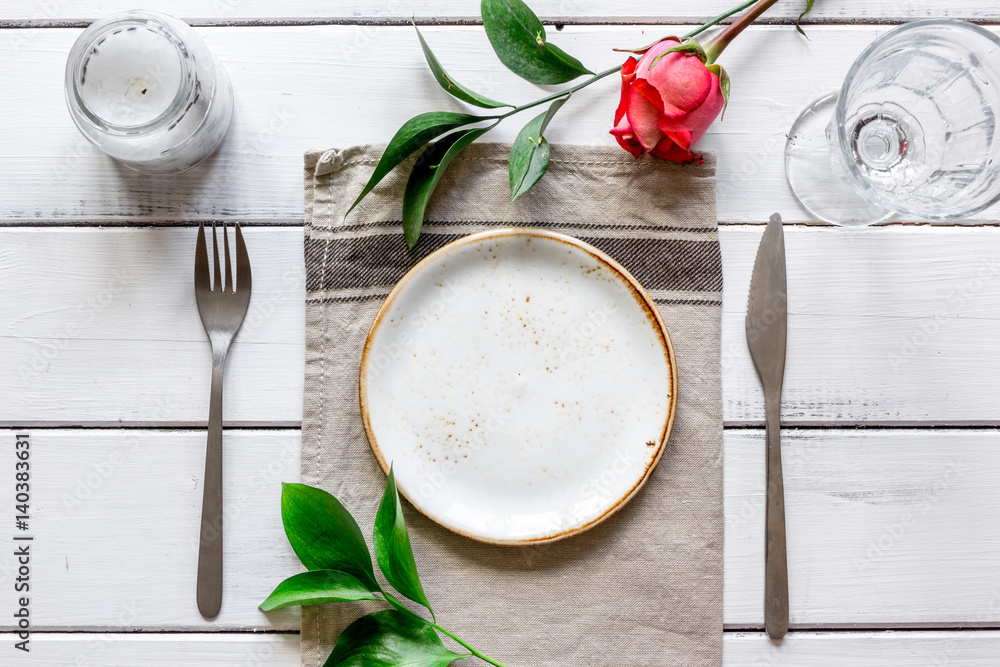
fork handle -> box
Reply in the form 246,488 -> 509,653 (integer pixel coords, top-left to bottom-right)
764,400 -> 789,639
197,355 -> 226,618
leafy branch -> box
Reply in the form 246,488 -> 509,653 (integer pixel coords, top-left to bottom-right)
346,0 -> 816,249
261,468 -> 507,666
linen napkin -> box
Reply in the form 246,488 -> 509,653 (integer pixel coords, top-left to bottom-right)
300,143 -> 723,666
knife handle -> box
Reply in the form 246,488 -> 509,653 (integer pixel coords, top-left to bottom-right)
764,401 -> 789,639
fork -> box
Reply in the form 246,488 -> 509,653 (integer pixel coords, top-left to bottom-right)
194,222 -> 252,619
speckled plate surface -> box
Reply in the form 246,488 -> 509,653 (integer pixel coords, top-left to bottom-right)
359,229 -> 677,545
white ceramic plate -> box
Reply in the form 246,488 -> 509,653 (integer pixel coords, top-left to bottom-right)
360,229 -> 677,545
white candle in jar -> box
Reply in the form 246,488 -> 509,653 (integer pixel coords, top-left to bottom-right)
79,24 -> 184,126
66,11 -> 233,174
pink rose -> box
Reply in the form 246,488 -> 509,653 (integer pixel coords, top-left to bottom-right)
611,38 -> 725,163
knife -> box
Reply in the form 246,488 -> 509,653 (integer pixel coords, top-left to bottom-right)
745,212 -> 789,639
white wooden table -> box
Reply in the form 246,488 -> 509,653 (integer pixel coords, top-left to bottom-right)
2,2 -> 999,664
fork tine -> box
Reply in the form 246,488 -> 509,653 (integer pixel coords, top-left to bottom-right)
195,223 -> 210,291
212,223 -> 222,293
235,224 -> 252,294
223,223 -> 233,293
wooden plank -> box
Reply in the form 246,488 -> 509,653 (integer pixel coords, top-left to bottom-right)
1,428 -> 997,630
724,429 -> 1000,627
2,1 -> 998,24
0,429 -> 303,631
5,630 -> 1000,664
3,633 -> 300,665
720,225 -> 1000,425
724,631 -> 1000,665
4,225 -> 1000,426
1,227 -> 305,426
3,25 -> 999,224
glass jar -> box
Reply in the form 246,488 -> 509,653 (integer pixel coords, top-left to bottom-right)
65,11 -> 234,174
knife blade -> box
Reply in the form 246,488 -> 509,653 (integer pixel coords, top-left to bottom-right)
745,212 -> 788,640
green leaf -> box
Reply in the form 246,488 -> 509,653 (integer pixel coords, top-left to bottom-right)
324,610 -> 464,667
796,0 -> 815,37
403,126 -> 493,249
374,466 -> 434,617
481,0 -> 592,85
650,38 -> 707,69
536,94 -> 567,139
346,112 -> 488,219
613,34 -> 679,56
707,63 -> 731,120
281,483 -> 379,591
508,96 -> 567,205
414,22 -> 511,109
260,570 -> 380,611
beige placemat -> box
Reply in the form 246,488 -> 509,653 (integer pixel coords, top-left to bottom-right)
300,143 -> 723,666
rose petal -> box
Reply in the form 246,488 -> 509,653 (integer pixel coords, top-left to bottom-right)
663,128 -> 693,151
657,72 -> 725,145
614,57 -> 638,126
610,115 -> 644,158
644,53 -> 712,117
650,135 -> 696,163
610,115 -> 632,136
635,39 -> 712,118
632,78 -> 665,113
624,85 -> 664,153
634,38 -> 681,72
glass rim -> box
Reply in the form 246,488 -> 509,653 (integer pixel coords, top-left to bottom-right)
833,18 -> 1000,220
65,10 -> 192,135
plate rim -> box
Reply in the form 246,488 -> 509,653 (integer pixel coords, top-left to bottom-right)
359,228 -> 679,546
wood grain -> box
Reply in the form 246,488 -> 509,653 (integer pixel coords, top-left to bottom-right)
1,227 -> 305,426
0,429 -> 302,631
1,428 -> 997,631
2,1 -> 998,24
2,6 -> 998,660
6,631 -> 1000,665
4,225 -> 1000,426
3,633 -> 301,665
724,429 -> 1000,627
720,225 -> 1000,425
724,631 -> 1000,665
3,25 -> 1000,224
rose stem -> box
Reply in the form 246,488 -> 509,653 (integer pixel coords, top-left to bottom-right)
704,0 -> 781,63
495,0 -> 775,121
433,623 -> 509,667
686,0 -> 760,39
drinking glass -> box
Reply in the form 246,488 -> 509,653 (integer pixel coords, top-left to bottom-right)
785,20 -> 1000,226
65,11 -> 234,174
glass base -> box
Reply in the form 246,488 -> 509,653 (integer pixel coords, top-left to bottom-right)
784,92 -> 894,226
